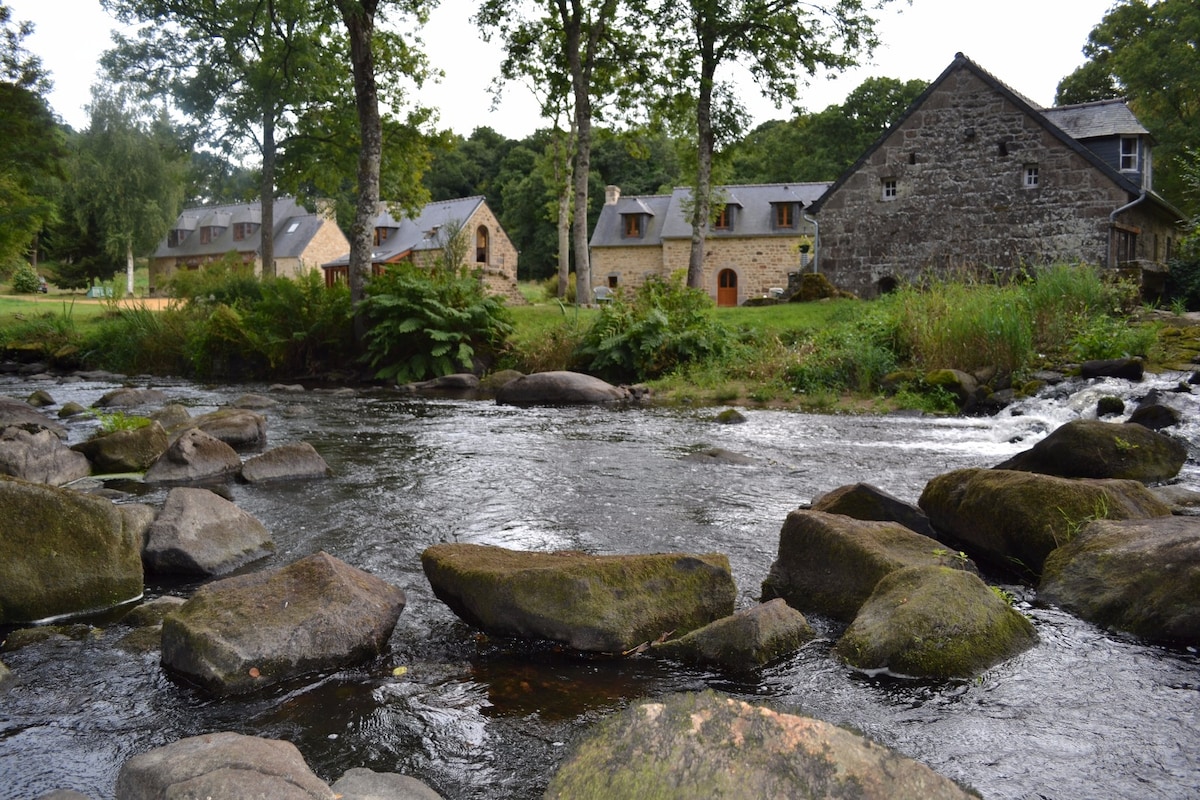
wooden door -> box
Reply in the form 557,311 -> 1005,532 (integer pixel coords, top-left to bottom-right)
717,269 -> 738,307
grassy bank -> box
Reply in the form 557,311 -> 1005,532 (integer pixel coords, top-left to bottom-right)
0,264 -> 1188,414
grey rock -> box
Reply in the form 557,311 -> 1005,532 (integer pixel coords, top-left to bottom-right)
495,370 -> 630,406
0,426 -> 91,485
332,767 -> 445,800
240,441 -> 331,483
654,599 -> 813,669
143,487 -> 274,577
993,418 -> 1186,483
95,387 -> 167,408
71,421 -> 169,473
144,428 -> 242,483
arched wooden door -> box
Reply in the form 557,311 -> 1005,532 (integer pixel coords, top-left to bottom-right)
717,269 -> 738,307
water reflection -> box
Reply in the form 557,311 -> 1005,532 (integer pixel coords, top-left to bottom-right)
1,371 -> 1199,799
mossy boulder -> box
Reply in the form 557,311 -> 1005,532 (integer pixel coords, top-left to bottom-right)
421,544 -> 735,652
919,468 -> 1171,578
923,368 -> 978,406
654,598 -> 813,669
71,420 -> 169,473
1039,516 -> 1200,645
0,476 -> 143,623
161,551 -> 405,695
545,690 -> 977,800
810,482 -> 937,538
993,419 -> 1186,483
760,510 -> 975,622
835,566 -> 1037,679
143,487 -> 274,577
788,272 -> 855,302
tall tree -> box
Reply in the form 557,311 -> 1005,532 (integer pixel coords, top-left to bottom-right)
651,0 -> 893,289
69,90 -> 186,294
0,1 -> 50,93
1056,0 -> 1200,212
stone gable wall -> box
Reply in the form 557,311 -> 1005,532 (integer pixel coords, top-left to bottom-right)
815,68 -> 1178,298
291,218 -> 350,278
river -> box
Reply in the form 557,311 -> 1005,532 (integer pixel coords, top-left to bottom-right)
1,370 -> 1198,799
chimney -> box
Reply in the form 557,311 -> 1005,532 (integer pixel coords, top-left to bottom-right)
604,185 -> 621,206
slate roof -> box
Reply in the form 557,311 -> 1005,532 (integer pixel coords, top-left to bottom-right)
154,197 -> 323,260
322,196 -> 486,267
1043,98 -> 1151,140
590,183 -> 828,248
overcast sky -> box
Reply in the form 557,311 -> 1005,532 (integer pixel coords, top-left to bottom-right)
7,0 -> 1116,138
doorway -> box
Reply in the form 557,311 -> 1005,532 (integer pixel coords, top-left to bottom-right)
717,269 -> 738,307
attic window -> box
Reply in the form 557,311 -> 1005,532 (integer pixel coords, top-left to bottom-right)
374,227 -> 391,246
1120,137 -> 1138,172
1024,165 -> 1040,188
167,229 -> 188,247
232,222 -> 259,242
622,213 -> 644,238
286,221 -> 301,234
881,179 -> 898,201
772,202 -> 797,229
198,226 -> 225,245
713,205 -> 732,230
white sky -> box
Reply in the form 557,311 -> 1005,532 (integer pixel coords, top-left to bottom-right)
7,0 -> 1116,139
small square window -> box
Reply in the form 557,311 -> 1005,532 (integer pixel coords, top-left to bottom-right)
881,179 -> 898,201
623,214 -> 642,238
1024,166 -> 1039,188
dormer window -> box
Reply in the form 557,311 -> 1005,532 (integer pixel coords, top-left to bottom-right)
198,225 -> 225,245
1120,137 -> 1138,172
374,227 -> 395,246
713,205 -> 732,230
167,229 -> 189,247
622,213 -> 645,238
231,222 -> 259,242
772,202 -> 797,229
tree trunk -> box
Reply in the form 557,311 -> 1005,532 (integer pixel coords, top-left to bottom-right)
126,239 -> 135,296
338,0 -> 383,344
260,102 -> 276,279
688,45 -> 717,291
555,125 -> 573,300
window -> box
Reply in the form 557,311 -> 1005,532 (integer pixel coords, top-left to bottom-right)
373,227 -> 390,246
167,229 -> 188,247
622,214 -> 643,238
199,226 -> 222,244
286,221 -> 300,234
713,205 -> 731,230
1115,227 -> 1137,262
773,203 -> 796,229
1024,165 -> 1039,188
475,226 -> 489,263
881,179 -> 897,201
232,222 -> 258,242
1120,137 -> 1138,172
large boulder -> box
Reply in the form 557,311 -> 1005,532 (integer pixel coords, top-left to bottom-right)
240,441 -> 331,483
810,482 -> 937,538
161,551 -> 405,694
919,468 -> 1171,578
70,420 -> 169,474
0,394 -> 66,438
421,544 -> 735,652
0,476 -> 142,624
1040,516 -> 1200,645
115,732 -> 335,800
331,768 -> 445,800
835,566 -> 1037,679
495,370 -> 630,406
95,387 -> 167,408
176,408 -> 267,451
654,598 -> 813,669
144,428 -> 242,483
0,426 -> 90,485
993,419 -> 1186,483
143,487 -> 274,577
760,510 -> 975,622
545,691 -> 976,800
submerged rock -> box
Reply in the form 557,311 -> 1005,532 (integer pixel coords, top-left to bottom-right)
421,544 -> 735,652
545,691 -> 977,799
654,598 -> 813,669
760,510 -> 975,622
835,565 -> 1037,679
0,476 -> 142,624
993,418 -> 1186,483
1040,516 -> 1200,645
161,552 -> 404,694
495,370 -> 630,406
143,487 -> 274,577
919,468 -> 1171,578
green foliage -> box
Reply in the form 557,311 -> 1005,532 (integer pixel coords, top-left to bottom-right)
9,261 -> 41,293
784,311 -> 898,396
244,270 -> 353,375
0,83 -> 66,266
91,410 -> 151,435
1069,314 -> 1159,361
361,264 -> 513,383
167,256 -> 263,306
81,302 -> 192,375
574,273 -> 733,383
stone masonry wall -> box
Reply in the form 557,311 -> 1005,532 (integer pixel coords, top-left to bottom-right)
815,68 -> 1159,298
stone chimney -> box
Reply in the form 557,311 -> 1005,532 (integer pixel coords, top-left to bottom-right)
604,185 -> 621,206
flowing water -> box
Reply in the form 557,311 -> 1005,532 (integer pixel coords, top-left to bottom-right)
1,370 -> 1199,799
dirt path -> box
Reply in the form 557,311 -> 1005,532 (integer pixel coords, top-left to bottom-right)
3,294 -> 174,310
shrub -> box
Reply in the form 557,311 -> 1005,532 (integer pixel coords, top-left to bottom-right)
168,254 -> 263,306
244,269 -> 353,375
574,273 -> 733,383
10,262 -> 42,293
82,303 -> 193,375
361,264 -> 513,383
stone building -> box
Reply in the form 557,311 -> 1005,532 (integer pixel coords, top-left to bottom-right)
151,197 -> 348,294
809,53 -> 1185,298
589,183 -> 828,306
321,196 -> 522,303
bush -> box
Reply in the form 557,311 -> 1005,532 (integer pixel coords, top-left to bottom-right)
361,264 -> 513,383
574,273 -> 733,383
168,255 -> 263,306
10,262 -> 42,293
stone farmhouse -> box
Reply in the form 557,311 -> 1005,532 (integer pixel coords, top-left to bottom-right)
150,197 -> 348,295
589,183 -> 828,306
321,196 -> 522,303
809,53 -> 1185,298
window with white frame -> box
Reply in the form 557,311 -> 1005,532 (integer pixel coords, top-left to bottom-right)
1024,165 -> 1039,188
881,178 -> 898,201
1120,137 -> 1138,172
